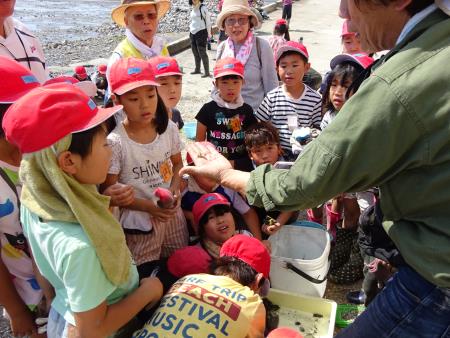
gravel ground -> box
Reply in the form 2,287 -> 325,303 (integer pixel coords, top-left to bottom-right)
34,0 -> 221,67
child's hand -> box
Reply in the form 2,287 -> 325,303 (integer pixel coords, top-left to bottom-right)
171,190 -> 181,209
9,307 -> 38,337
262,222 -> 282,235
148,200 -> 178,222
103,183 -> 135,207
262,216 -> 282,235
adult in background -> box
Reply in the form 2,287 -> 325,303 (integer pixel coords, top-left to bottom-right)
216,0 -> 278,112
181,0 -> 450,337
109,0 -> 170,67
105,0 -> 170,105
189,0 -> 212,77
0,0 -> 47,83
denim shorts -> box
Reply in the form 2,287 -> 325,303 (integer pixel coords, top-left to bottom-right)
47,307 -> 68,338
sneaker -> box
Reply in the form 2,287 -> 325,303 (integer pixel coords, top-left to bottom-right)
201,73 -> 211,78
190,70 -> 201,75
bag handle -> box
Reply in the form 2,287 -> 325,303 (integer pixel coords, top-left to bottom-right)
284,260 -> 329,284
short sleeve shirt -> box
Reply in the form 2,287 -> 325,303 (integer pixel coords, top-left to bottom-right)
195,101 -> 257,160
0,161 -> 43,308
20,206 -> 139,325
133,274 -> 262,338
108,121 -> 183,231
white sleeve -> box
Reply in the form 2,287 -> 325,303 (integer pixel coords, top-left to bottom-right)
107,132 -> 122,175
224,187 -> 250,214
168,121 -> 183,156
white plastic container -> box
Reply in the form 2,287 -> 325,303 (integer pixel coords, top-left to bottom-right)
269,221 -> 331,298
266,288 -> 337,338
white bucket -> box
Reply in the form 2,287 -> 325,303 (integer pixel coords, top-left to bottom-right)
269,221 -> 331,298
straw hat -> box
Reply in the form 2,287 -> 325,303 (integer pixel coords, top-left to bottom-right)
216,0 -> 261,30
111,0 -> 171,27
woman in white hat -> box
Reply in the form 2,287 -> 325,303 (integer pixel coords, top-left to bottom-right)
216,0 -> 278,112
108,0 -> 170,67
105,0 -> 170,105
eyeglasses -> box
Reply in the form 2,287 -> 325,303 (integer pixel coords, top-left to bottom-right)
225,17 -> 249,26
132,12 -> 158,21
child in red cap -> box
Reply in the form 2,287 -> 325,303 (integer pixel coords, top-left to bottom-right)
103,57 -> 188,277
341,20 -> 363,54
256,41 -> 322,162
0,56 -> 51,338
134,234 -> 270,338
321,53 -> 375,285
2,83 -> 162,336
72,65 -> 91,82
149,56 -> 185,130
268,18 -> 290,60
180,147 -> 262,240
191,192 -> 256,257
196,57 -> 257,171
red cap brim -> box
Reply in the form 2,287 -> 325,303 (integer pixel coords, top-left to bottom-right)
155,71 -> 183,78
214,71 -> 244,79
73,105 -> 123,133
113,80 -> 160,96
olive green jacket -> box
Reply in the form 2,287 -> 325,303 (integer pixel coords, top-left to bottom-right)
246,9 -> 450,287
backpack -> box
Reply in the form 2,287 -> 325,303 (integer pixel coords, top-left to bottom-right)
217,36 -> 263,68
199,4 -> 208,28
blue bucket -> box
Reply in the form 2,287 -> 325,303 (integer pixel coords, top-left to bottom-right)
183,121 -> 197,140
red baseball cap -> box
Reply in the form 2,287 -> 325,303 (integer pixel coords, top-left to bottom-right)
74,65 -> 88,80
268,327 -> 304,338
330,53 -> 374,70
220,234 -> 271,278
44,76 -> 97,97
275,18 -> 287,26
98,64 -> 107,75
167,246 -> 212,278
213,57 -> 245,79
3,83 -> 122,153
109,57 -> 159,95
0,56 -> 40,104
341,19 -> 356,37
149,56 -> 183,78
192,193 -> 230,225
276,41 -> 309,63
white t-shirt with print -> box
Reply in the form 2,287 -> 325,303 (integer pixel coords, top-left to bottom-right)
0,161 -> 42,308
108,121 -> 183,232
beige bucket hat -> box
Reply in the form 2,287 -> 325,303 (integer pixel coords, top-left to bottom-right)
111,0 -> 171,27
216,0 -> 262,30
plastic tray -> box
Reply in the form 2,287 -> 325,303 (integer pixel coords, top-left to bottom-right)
266,288 -> 337,338
335,304 -> 365,328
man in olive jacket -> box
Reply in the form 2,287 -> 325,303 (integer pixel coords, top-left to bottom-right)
182,1 -> 450,337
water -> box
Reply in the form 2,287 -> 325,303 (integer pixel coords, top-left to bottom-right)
14,0 -> 118,44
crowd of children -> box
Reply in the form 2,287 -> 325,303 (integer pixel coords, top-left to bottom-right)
1,1 -> 387,337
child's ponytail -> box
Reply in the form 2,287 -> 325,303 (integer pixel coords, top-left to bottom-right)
154,93 -> 169,134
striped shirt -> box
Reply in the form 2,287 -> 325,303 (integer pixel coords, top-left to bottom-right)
255,85 -> 322,152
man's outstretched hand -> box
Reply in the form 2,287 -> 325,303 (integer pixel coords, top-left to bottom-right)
180,142 -> 233,182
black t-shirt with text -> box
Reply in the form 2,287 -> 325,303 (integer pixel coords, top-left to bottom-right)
195,101 -> 257,161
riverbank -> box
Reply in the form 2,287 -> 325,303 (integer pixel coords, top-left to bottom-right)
16,0 -> 221,68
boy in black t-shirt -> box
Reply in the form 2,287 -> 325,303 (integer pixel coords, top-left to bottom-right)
195,57 -> 257,171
